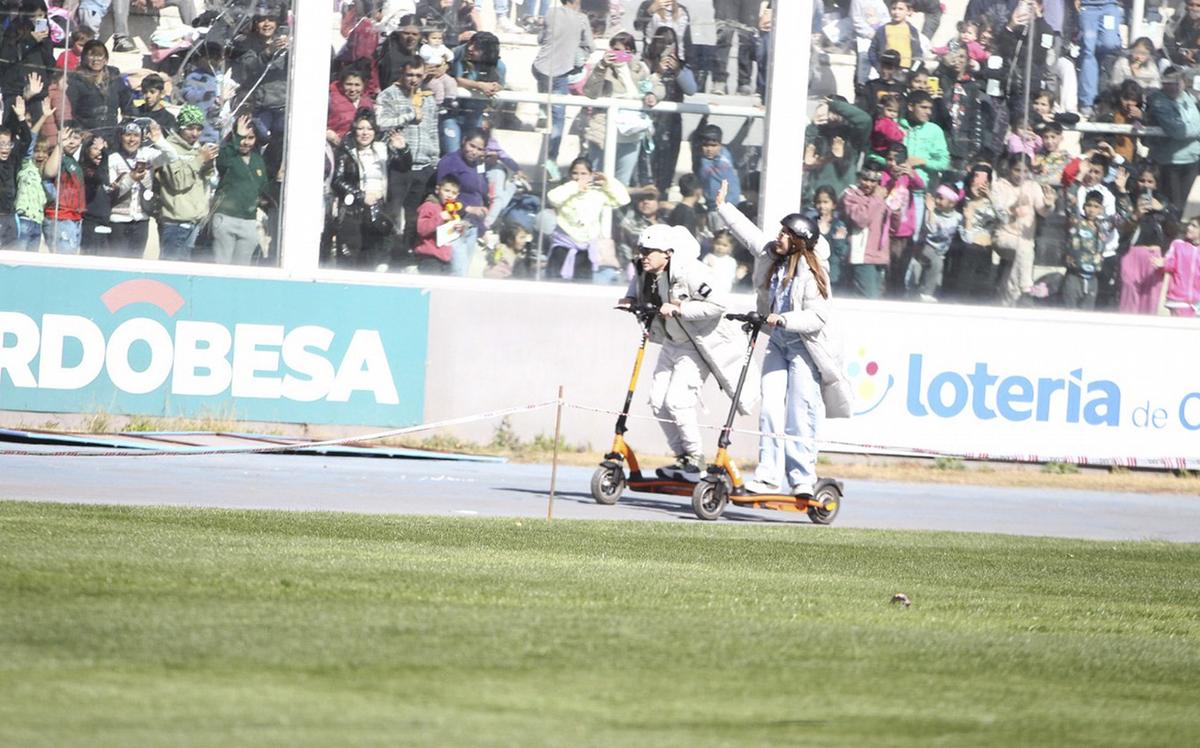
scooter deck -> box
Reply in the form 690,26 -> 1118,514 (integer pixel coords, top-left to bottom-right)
626,476 -> 697,497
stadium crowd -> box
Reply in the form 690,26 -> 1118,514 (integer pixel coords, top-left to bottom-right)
1,0 -> 1198,315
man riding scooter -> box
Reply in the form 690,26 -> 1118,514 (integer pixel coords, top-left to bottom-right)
618,224 -> 758,482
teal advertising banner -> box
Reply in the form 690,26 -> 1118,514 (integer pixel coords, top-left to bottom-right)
0,266 -> 428,426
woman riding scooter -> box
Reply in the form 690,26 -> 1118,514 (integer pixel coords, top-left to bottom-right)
618,224 -> 758,482
715,181 -> 852,499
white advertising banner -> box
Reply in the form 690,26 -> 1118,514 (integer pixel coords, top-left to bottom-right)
824,300 -> 1200,469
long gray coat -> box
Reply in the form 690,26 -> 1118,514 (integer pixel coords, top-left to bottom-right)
718,203 -> 853,419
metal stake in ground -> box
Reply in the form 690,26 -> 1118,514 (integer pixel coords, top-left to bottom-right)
548,385 -> 565,520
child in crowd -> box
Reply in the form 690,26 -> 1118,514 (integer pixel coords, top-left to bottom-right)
56,29 -> 94,71
484,224 -> 534,279
955,163 -> 1007,301
1063,190 -> 1114,309
415,175 -> 467,275
811,185 -> 849,286
546,158 -> 630,281
667,173 -> 705,239
914,184 -> 964,301
1032,121 -> 1071,186
932,20 -> 989,65
419,27 -> 454,68
421,44 -> 461,152
869,0 -> 922,73
881,143 -> 924,293
871,94 -> 905,156
1005,116 -> 1041,160
136,74 -> 178,132
1157,218 -> 1200,317
692,124 -> 740,218
703,229 -> 738,293
840,163 -> 893,298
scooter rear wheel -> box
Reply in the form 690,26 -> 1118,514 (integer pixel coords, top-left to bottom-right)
691,477 -> 729,521
590,464 -> 626,505
807,481 -> 842,525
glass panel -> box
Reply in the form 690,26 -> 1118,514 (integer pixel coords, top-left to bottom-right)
28,1 -> 293,264
804,1 -> 1196,313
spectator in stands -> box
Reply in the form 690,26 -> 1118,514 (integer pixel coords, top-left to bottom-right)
1111,37 -> 1162,91
105,119 -> 166,259
155,106 -> 220,261
79,132 -> 111,254
902,89 -> 949,205
710,0 -> 760,95
327,68 -> 375,144
414,174 -> 467,274
478,114 -> 526,231
531,0 -> 592,179
666,172 -> 704,238
691,123 -> 740,219
135,74 -> 177,133
1062,189 -> 1113,308
452,31 -> 504,138
934,47 -> 995,171
857,48 -> 906,117
377,15 -> 423,92
546,157 -> 630,280
636,0 -> 691,67
868,1 -> 921,75
1076,0 -> 1124,115
1157,217 -> 1200,316
0,5 -> 55,104
645,27 -> 696,195
212,115 -> 269,265
67,40 -> 134,135
870,93 -> 906,156
851,0 -> 889,86
1095,80 -> 1145,164
880,143 -> 924,293
331,113 -> 414,268
41,126 -> 86,254
436,129 -> 491,274
991,0 -> 1060,119
55,29 -> 94,72
1165,0 -> 1200,71
1146,68 -> 1200,211
231,7 -> 292,140
417,0 -> 480,44
178,41 -> 227,145
376,57 -> 441,260
953,162 -> 1007,301
991,154 -> 1055,305
803,96 -> 873,206
840,162 -> 892,298
618,184 -> 664,275
14,105 -> 50,252
582,32 -> 663,186
811,185 -> 850,288
913,185 -> 964,300
702,228 -> 739,292
420,25 -> 455,68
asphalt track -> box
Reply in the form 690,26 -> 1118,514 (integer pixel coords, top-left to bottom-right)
2,449 -> 1199,542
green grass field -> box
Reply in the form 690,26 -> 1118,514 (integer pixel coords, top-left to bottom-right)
1,501 -> 1198,747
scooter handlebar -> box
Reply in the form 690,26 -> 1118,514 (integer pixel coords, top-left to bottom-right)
725,312 -> 766,332
616,303 -> 660,322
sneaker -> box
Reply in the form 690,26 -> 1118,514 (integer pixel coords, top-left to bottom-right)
793,487 -> 815,500
918,293 -> 939,303
743,480 -> 781,495
712,80 -> 729,96
496,17 -> 523,34
112,35 -> 136,53
657,457 -> 702,482
544,160 -> 561,181
736,85 -> 754,96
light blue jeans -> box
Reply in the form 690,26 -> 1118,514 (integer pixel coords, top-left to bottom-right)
755,330 -> 824,494
485,167 -> 517,229
587,140 -> 640,188
450,224 -> 479,276
1078,3 -> 1124,107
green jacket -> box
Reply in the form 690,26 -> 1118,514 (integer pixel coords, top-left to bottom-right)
15,157 -> 45,222
802,99 -> 872,203
901,119 -> 950,189
156,130 -> 215,223
213,132 -> 268,220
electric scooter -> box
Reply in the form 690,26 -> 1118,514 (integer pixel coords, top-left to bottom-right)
590,304 -> 698,505
690,312 -> 844,524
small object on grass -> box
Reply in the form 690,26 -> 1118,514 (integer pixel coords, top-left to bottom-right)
891,593 -> 911,608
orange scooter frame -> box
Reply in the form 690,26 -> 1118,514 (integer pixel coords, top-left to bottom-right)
590,305 -> 696,505
690,313 -> 844,524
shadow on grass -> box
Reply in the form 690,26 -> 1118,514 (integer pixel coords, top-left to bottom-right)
498,487 -> 805,524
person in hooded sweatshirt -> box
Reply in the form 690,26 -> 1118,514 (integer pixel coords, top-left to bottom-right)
617,224 -> 758,482
716,180 -> 853,500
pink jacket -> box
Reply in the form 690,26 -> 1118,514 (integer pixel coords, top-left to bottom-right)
880,170 -> 925,238
1119,246 -> 1166,314
871,117 -> 905,155
327,82 -> 376,140
1164,239 -> 1200,306
840,186 -> 892,265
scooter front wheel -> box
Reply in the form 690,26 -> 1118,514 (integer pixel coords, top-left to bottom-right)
590,463 -> 626,505
807,481 -> 842,525
691,477 -> 729,521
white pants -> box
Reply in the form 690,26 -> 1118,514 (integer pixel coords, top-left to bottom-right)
649,340 -> 709,462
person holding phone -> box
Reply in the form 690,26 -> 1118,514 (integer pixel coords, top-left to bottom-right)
105,119 -> 167,259
155,106 -> 221,261
582,32 -> 665,185
0,11 -> 56,105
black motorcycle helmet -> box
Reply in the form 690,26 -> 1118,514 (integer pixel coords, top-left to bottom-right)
780,213 -> 819,253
